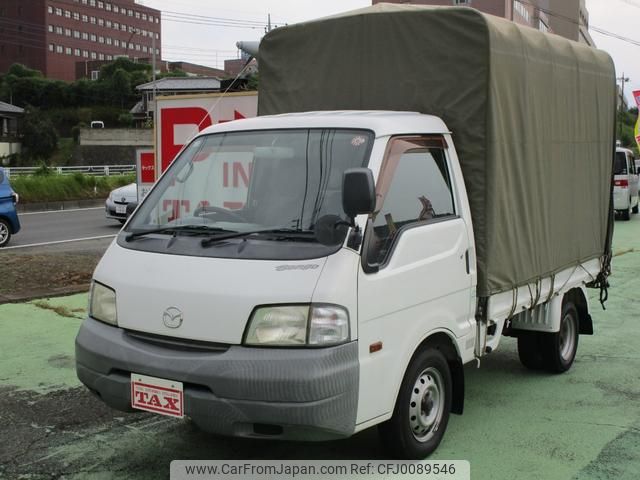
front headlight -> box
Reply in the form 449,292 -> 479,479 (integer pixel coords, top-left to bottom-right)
244,304 -> 349,347
89,281 -> 118,326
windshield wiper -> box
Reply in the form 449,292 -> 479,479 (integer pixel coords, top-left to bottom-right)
125,225 -> 237,242
201,228 -> 315,247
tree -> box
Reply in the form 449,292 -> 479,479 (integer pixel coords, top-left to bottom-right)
110,68 -> 132,107
100,57 -> 150,80
129,70 -> 150,89
21,108 -> 59,161
42,81 -> 69,108
7,63 -> 43,78
247,73 -> 259,91
158,69 -> 188,79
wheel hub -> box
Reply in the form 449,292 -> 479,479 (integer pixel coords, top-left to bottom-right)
559,313 -> 576,361
409,367 -> 445,442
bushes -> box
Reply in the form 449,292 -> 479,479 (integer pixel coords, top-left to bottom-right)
48,106 -> 131,137
0,60 -> 149,109
21,108 -> 59,161
11,173 -> 135,203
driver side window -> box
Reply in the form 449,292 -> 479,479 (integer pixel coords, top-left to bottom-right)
365,136 -> 456,267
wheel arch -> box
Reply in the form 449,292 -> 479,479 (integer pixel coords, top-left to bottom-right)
411,331 -> 465,415
0,214 -> 15,233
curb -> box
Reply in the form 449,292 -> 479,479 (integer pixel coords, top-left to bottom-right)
17,198 -> 107,213
0,285 -> 90,305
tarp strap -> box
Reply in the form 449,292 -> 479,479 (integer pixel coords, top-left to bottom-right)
506,287 -> 518,320
545,274 -> 556,304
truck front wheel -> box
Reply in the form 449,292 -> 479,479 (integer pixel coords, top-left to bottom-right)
378,348 -> 451,459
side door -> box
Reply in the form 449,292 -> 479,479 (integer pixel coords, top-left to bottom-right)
356,135 -> 473,423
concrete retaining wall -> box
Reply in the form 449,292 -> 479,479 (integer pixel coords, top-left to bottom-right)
79,128 -> 153,147
72,146 -> 139,166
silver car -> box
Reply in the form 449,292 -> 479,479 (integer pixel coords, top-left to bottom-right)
105,183 -> 137,224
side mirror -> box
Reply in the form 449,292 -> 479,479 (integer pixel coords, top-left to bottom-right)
342,168 -> 376,223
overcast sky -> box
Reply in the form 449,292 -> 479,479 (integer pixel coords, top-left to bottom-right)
141,0 -> 640,106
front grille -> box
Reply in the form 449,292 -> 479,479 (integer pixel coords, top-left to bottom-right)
124,330 -> 231,353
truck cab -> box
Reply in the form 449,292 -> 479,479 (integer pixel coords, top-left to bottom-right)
76,112 -> 476,458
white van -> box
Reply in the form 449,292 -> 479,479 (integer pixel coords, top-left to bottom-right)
613,147 -> 639,220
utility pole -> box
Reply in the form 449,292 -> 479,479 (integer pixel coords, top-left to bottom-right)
152,33 -> 157,125
264,14 -> 272,34
618,73 -> 630,139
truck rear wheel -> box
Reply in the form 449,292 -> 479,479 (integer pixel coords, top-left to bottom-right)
541,301 -> 579,373
517,332 -> 545,370
378,348 -> 451,459
621,203 -> 631,221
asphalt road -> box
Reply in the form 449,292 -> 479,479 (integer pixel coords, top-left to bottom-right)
8,207 -> 122,248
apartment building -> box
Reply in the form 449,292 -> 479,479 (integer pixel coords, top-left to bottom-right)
372,0 -> 592,45
0,0 -> 162,81
547,0 -> 594,46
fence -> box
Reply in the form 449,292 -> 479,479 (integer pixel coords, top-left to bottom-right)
4,165 -> 136,178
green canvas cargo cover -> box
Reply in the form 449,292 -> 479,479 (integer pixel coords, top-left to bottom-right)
258,4 -> 616,297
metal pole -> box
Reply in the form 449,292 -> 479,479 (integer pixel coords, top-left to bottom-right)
152,34 -> 156,123
618,73 -> 630,140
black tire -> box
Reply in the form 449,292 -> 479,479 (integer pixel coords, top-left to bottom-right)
633,203 -> 639,214
621,204 -> 631,221
378,348 -> 452,459
0,218 -> 11,247
118,219 -> 126,224
517,332 -> 546,370
540,301 -> 579,373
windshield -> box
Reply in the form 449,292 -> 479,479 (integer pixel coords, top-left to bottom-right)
614,152 -> 628,175
124,128 -> 373,259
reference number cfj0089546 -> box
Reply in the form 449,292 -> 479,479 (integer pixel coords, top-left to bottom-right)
170,460 -> 471,480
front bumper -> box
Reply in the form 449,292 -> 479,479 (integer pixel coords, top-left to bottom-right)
613,188 -> 630,211
105,199 -> 131,220
75,317 -> 359,440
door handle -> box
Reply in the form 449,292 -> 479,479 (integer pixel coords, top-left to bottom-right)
465,249 -> 470,274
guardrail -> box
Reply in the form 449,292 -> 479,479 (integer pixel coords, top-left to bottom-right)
4,165 -> 136,178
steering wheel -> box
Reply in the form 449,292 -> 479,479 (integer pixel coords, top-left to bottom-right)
193,205 -> 247,222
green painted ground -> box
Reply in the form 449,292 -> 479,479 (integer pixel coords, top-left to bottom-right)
1,217 -> 639,479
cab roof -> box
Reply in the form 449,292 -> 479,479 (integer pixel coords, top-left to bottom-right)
197,111 -> 450,138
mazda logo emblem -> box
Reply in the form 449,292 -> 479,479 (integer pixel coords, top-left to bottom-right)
163,307 -> 183,329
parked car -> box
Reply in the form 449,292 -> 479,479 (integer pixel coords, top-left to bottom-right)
105,183 -> 137,224
0,167 -> 20,247
613,147 -> 639,220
